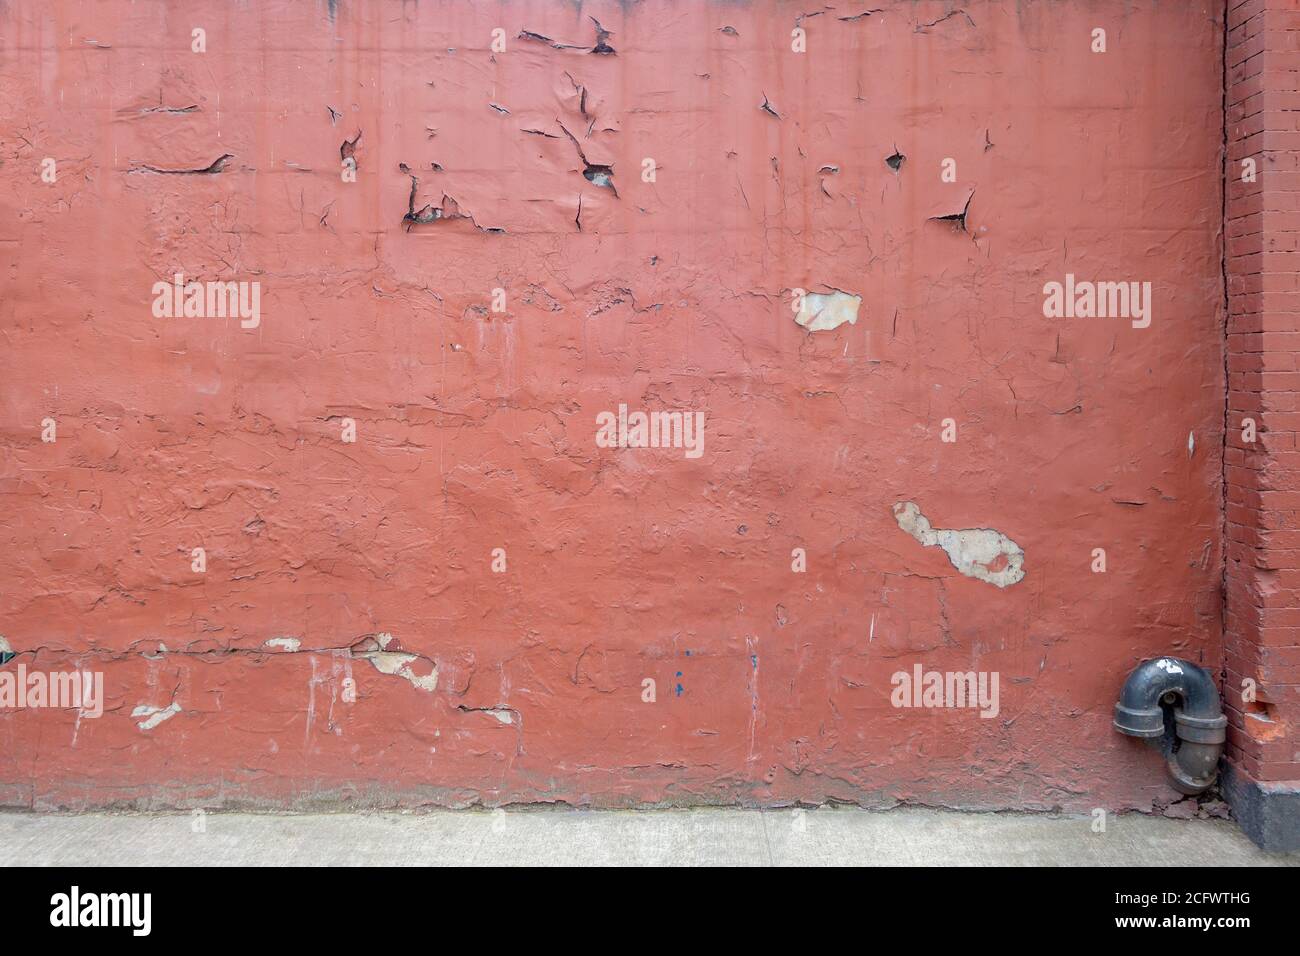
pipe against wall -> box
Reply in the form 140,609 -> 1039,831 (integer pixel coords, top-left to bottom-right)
1113,657 -> 1227,795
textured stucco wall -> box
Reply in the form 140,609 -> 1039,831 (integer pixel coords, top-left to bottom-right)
0,1 -> 1225,811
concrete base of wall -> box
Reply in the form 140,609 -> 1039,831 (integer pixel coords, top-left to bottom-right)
1222,762 -> 1300,853
0,807 -> 1287,866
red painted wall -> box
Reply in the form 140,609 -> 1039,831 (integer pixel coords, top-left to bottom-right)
0,1 -> 1226,811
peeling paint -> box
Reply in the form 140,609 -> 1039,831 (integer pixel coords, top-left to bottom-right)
357,652 -> 438,693
132,702 -> 181,731
457,705 -> 519,725
264,637 -> 301,652
892,501 -> 1025,588
0,0 -> 1224,815
351,636 -> 438,693
794,290 -> 861,332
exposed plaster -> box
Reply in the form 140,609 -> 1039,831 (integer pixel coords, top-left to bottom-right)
794,289 -> 861,332
132,702 -> 181,731
892,501 -> 1025,588
350,634 -> 438,693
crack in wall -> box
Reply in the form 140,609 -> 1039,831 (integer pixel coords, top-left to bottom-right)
557,121 -> 617,196
929,190 -> 974,233
131,153 -> 232,175
402,170 -> 504,232
516,16 -> 615,55
915,9 -> 975,33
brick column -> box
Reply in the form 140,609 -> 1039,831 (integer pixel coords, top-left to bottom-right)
1224,0 -> 1300,852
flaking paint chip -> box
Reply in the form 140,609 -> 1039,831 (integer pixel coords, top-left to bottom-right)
794,290 -> 861,332
892,501 -> 1025,588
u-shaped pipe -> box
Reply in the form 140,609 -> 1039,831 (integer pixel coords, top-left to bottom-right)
1113,657 -> 1227,795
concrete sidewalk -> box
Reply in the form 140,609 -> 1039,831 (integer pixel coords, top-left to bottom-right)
1,807 -> 1295,866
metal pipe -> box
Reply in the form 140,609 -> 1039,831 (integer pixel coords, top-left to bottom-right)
1113,657 -> 1227,795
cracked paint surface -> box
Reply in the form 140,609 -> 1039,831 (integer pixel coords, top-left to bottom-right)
0,1 -> 1223,812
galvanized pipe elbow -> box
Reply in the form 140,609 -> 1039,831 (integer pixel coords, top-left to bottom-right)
1113,657 -> 1227,795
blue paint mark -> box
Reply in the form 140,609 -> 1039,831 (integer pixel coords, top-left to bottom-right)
751,655 -> 758,669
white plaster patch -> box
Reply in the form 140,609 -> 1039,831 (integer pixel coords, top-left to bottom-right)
132,702 -> 181,731
795,289 -> 861,332
264,637 -> 301,652
356,650 -> 438,693
892,501 -> 1025,588
1155,658 -> 1184,676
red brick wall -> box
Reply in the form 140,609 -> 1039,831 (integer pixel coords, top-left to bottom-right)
1226,0 -> 1300,785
